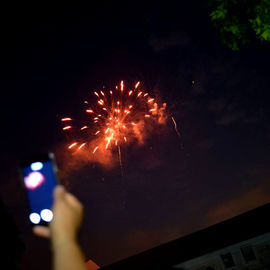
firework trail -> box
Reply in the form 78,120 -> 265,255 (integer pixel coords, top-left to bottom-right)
61,81 -> 167,168
171,116 -> 181,138
117,145 -> 124,177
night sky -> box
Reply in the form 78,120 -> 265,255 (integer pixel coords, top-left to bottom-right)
1,1 -> 270,269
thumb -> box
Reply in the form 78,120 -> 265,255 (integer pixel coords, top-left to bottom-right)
53,185 -> 66,201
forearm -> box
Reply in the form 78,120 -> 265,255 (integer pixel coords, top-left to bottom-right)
52,238 -> 87,270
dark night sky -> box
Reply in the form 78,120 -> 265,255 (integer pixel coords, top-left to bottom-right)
1,1 -> 270,269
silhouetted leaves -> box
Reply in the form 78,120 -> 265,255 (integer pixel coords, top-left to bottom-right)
208,0 -> 270,50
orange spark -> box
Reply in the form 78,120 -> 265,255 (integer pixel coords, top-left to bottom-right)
61,117 -> 72,121
128,90 -> 133,96
137,92 -> 142,97
78,143 -> 86,150
135,81 -> 140,89
93,146 -> 99,153
68,142 -> 77,149
105,133 -> 114,149
86,109 -> 94,113
94,92 -> 99,97
80,126 -> 88,130
148,98 -> 154,103
63,126 -> 72,130
121,81 -> 124,91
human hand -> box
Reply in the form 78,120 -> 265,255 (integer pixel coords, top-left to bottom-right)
33,186 -> 83,245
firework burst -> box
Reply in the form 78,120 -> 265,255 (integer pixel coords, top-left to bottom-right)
61,81 -> 167,161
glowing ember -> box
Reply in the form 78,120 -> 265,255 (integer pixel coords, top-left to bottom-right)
78,143 -> 86,150
68,142 -> 78,149
61,117 -> 72,121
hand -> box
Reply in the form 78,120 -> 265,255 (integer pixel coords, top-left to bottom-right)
33,186 -> 83,245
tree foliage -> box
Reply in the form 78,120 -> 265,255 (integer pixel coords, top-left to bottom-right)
208,0 -> 270,50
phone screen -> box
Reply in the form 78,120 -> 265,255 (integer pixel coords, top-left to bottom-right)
21,154 -> 58,225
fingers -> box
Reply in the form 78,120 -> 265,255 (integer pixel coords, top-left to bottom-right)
65,192 -> 83,211
54,185 -> 81,210
53,185 -> 66,201
33,226 -> 51,238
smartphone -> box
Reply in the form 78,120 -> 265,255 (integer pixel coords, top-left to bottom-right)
20,153 -> 59,226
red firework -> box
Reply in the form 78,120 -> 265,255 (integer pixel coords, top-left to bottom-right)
61,81 -> 167,155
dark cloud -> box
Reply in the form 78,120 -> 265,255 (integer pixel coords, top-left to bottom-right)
206,185 -> 270,225
149,31 -> 191,52
204,167 -> 270,225
208,98 -> 226,112
197,138 -> 216,150
215,110 -> 245,126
